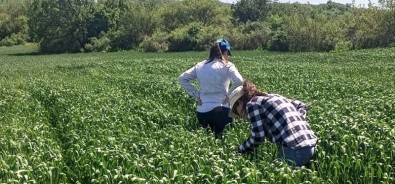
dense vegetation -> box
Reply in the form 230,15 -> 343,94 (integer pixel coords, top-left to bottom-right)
0,45 -> 394,183
0,0 -> 395,53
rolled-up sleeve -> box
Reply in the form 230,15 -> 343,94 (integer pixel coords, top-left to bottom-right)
290,99 -> 308,119
238,105 -> 265,153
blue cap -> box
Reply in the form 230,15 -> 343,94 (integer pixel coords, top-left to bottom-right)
215,38 -> 231,56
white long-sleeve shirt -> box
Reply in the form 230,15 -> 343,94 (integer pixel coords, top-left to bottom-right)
178,59 -> 243,112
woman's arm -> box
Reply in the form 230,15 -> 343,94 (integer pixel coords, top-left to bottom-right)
178,66 -> 199,100
238,104 -> 265,153
227,64 -> 244,96
290,99 -> 308,119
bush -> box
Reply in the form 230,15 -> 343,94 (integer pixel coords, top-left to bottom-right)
229,21 -> 269,50
266,15 -> 288,51
168,22 -> 205,52
139,32 -> 169,52
84,36 -> 111,52
0,33 -> 27,46
106,29 -> 139,51
39,35 -> 81,54
345,8 -> 383,49
267,30 -> 288,51
332,40 -> 353,52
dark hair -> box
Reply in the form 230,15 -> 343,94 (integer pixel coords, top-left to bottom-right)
238,80 -> 267,106
207,43 -> 223,63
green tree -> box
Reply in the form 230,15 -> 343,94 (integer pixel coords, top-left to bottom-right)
231,0 -> 271,23
106,1 -> 157,51
0,3 -> 29,45
343,8 -> 384,49
379,0 -> 395,9
156,0 -> 231,32
152,0 -> 231,52
28,0 -> 112,53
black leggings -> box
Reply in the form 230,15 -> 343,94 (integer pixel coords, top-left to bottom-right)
196,106 -> 234,137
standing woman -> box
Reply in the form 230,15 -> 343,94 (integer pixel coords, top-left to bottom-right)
178,38 -> 243,137
229,80 -> 318,166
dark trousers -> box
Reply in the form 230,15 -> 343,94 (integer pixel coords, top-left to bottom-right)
196,106 -> 233,138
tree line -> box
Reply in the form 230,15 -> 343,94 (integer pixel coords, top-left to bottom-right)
0,0 -> 394,53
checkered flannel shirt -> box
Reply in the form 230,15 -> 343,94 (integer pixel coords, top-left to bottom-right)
238,94 -> 318,153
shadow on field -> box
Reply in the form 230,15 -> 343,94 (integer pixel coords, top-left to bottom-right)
7,52 -> 50,56
184,119 -> 202,132
184,120 -> 238,140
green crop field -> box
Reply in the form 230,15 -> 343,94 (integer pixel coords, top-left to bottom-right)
0,45 -> 394,183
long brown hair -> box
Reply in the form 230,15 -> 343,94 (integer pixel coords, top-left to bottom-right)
238,80 -> 267,106
207,43 -> 227,64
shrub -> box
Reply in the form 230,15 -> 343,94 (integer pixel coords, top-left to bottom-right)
39,35 -> 81,54
229,21 -> 269,50
168,22 -> 205,52
332,40 -> 353,52
267,30 -> 288,51
0,32 -> 27,46
139,32 -> 169,52
84,36 -> 111,52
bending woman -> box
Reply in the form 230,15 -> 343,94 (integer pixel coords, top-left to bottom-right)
229,80 -> 318,166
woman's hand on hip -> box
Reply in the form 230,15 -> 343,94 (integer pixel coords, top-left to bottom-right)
196,98 -> 202,106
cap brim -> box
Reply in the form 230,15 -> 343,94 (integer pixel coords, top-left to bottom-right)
228,86 -> 243,118
229,111 -> 239,118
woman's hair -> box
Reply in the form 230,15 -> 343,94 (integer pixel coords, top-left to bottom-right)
238,80 -> 267,105
207,43 -> 224,63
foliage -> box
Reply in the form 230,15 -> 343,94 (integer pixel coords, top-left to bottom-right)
27,0 -> 112,53
230,21 -> 269,50
376,9 -> 395,46
168,22 -> 206,52
266,15 -> 288,51
343,8 -> 393,49
332,40 -> 353,52
28,0 -> 78,53
267,30 -> 288,51
0,4 -> 29,45
84,36 -> 111,52
156,0 -> 231,32
379,0 -> 395,10
231,0 -> 271,23
0,32 -> 27,46
2,0 -> 395,53
105,1 -> 156,51
139,32 -> 169,52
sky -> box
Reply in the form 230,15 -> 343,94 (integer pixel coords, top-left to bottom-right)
219,0 -> 381,7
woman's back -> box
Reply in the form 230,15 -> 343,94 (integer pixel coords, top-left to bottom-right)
196,59 -> 235,103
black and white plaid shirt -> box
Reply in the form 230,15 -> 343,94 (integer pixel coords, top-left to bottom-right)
238,94 -> 318,153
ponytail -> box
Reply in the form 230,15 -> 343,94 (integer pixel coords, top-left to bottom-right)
207,43 -> 227,64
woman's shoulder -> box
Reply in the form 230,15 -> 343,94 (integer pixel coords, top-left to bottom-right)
198,59 -> 237,69
195,60 -> 209,67
225,61 -> 235,68
225,61 -> 235,67
248,96 -> 267,105
250,94 -> 281,104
